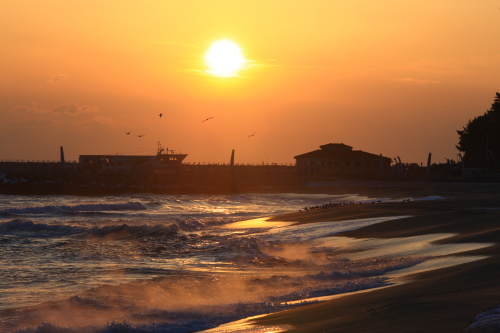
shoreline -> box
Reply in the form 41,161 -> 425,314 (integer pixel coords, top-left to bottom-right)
242,183 -> 500,332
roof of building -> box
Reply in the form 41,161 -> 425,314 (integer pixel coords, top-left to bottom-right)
294,144 -> 391,161
319,143 -> 353,151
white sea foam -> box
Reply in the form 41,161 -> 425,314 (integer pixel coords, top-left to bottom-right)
262,216 -> 412,243
463,304 -> 500,332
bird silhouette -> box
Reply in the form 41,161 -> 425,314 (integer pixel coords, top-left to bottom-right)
137,134 -> 145,137
202,117 -> 214,122
159,113 -> 163,118
125,132 -> 130,135
248,132 -> 256,138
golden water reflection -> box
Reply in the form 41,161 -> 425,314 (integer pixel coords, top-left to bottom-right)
223,218 -> 295,229
200,314 -> 292,333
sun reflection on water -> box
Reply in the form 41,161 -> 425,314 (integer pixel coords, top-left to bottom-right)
224,218 -> 295,229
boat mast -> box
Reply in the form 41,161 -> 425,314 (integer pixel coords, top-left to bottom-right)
157,141 -> 175,156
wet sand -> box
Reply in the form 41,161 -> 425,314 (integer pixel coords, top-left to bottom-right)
253,182 -> 500,332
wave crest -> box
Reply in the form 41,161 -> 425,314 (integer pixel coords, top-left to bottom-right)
0,219 -> 87,237
0,202 -> 147,215
85,223 -> 181,240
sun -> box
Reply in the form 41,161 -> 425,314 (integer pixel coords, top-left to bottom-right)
204,39 -> 246,77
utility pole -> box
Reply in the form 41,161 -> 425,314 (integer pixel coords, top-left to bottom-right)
426,153 -> 432,179
60,146 -> 65,164
230,149 -> 237,194
379,154 -> 384,179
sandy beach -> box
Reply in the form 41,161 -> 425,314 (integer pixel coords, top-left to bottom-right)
242,181 -> 500,333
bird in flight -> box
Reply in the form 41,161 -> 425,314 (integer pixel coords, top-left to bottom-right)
125,132 -> 130,135
159,113 -> 163,118
202,117 -> 214,122
248,132 -> 256,138
137,134 -> 145,137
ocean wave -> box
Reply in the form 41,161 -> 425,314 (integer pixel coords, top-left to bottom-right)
247,256 -> 428,290
0,202 -> 147,215
7,300 -> 298,333
4,274 -> 392,333
267,277 -> 388,303
84,223 -> 181,240
308,256 -> 429,280
0,219 -> 207,240
0,219 -> 87,237
212,236 -> 280,264
175,219 -> 207,231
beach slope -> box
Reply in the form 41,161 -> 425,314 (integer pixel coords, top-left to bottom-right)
254,184 -> 500,332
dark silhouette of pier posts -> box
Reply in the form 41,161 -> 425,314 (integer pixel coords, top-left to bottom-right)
230,149 -> 237,193
426,152 -> 432,178
379,154 -> 384,178
60,146 -> 65,165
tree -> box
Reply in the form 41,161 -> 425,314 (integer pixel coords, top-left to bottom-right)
456,93 -> 500,169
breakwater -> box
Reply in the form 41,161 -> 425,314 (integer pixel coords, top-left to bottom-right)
0,161 -> 299,195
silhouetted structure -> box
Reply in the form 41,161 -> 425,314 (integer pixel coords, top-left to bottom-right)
78,143 -> 187,175
229,149 -> 237,193
60,146 -> 65,164
295,143 -> 391,180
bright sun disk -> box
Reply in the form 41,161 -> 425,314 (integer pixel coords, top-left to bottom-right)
204,39 -> 246,77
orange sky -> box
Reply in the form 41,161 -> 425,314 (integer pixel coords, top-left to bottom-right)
1,1 -> 500,164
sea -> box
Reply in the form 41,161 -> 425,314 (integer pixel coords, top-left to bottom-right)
0,192 -> 493,333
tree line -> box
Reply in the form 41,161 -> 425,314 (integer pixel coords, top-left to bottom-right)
457,92 -> 500,170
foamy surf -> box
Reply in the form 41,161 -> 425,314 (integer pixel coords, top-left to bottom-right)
0,192 -> 490,333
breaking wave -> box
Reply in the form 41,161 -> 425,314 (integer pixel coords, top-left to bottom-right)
0,219 -> 87,237
0,219 -> 208,241
0,202 -> 147,215
84,223 -> 181,240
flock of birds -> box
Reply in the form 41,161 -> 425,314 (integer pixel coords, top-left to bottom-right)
125,114 -> 257,138
300,198 -> 413,212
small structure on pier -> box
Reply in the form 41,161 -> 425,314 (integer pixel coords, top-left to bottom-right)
294,143 -> 391,180
78,142 -> 187,174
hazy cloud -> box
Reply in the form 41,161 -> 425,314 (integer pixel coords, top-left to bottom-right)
9,104 -> 46,114
180,68 -> 211,76
397,59 -> 464,75
181,60 -> 264,77
10,103 -> 99,116
52,104 -> 98,114
149,41 -> 201,49
242,60 -> 337,73
393,78 -> 440,84
8,103 -> 105,133
47,74 -> 68,84
79,115 -> 118,128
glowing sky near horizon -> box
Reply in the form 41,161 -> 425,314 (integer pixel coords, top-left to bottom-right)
1,1 -> 500,164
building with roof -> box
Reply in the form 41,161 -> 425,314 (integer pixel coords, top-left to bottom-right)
294,143 -> 392,180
